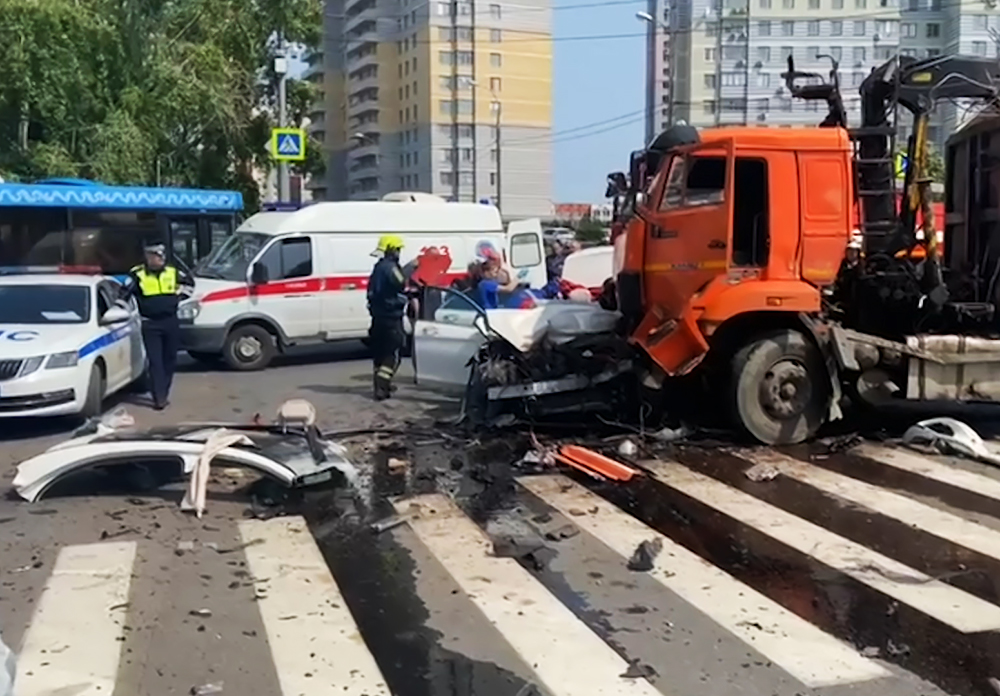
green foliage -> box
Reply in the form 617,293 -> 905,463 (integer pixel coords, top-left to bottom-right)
0,0 -> 323,210
575,217 -> 607,243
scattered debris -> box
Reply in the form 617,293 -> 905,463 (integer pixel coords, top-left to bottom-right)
902,417 -> 1000,467
544,524 -> 580,541
190,683 -> 224,695
886,639 -> 911,657
987,677 -> 1000,696
649,425 -> 691,443
617,440 -> 639,458
627,539 -> 663,572
387,457 -> 409,475
215,539 -> 264,555
189,609 -> 212,618
556,445 -> 639,482
370,516 -> 407,534
620,659 -> 658,679
861,646 -> 880,658
744,462 -> 780,482
514,683 -> 538,696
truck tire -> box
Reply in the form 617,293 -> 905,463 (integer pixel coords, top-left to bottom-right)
81,363 -> 106,419
731,330 -> 828,445
222,324 -> 276,371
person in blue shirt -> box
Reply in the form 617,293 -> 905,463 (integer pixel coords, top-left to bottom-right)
473,253 -> 537,310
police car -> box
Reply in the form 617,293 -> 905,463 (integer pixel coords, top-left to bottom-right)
0,270 -> 146,418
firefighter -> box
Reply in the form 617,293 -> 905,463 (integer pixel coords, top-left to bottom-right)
367,235 -> 407,401
123,243 -> 194,410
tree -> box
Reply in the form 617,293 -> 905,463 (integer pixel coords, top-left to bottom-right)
575,217 -> 607,244
0,0 -> 323,212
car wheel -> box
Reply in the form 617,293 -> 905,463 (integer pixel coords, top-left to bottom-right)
222,324 -> 276,371
81,363 -> 106,419
731,330 -> 829,445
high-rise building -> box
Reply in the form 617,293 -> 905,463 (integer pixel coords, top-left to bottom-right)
645,0 -> 995,151
311,0 -> 553,219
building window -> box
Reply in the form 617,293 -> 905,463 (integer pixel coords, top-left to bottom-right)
456,1 -> 472,14
759,0 -> 771,7
782,20 -> 794,35
832,0 -> 843,7
808,0 -> 819,8
901,22 -> 915,37
439,50 -> 453,65
439,99 -> 453,115
855,0 -> 866,7
722,72 -> 745,86
974,14 -> 988,30
906,0 -> 920,7
807,46 -> 819,60
874,46 -> 893,59
782,0 -> 794,7
457,99 -> 473,114
705,47 -> 716,60
436,1 -> 449,14
973,41 -> 988,56
489,3 -> 501,18
491,29 -> 502,42
490,76 -> 502,91
458,50 -> 474,65
440,172 -> 455,186
757,46 -> 771,61
852,72 -> 864,86
756,72 -> 771,87
854,20 -> 865,35
830,45 -> 842,60
461,147 -> 474,162
808,20 -> 819,35
490,172 -> 497,186
780,98 -> 793,111
875,19 -> 895,35
458,124 -> 474,138
490,52 -> 502,67
781,45 -> 793,59
757,97 -> 770,111
831,20 -> 842,35
925,22 -> 939,37
926,47 -> 941,57
704,100 -> 716,115
929,0 -> 940,9
705,73 -> 717,88
758,20 -> 771,36
853,46 -> 866,61
490,149 -> 498,162
459,172 -> 474,186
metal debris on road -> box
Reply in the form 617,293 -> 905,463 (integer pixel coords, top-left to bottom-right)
370,515 -> 407,534
620,659 -> 658,679
744,462 -> 780,482
902,417 -> 1000,467
189,609 -> 212,617
617,439 -> 639,457
190,683 -> 224,695
387,457 -> 409,475
627,538 -> 663,572
556,445 -> 640,482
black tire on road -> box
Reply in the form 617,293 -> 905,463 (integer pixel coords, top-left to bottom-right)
81,363 -> 106,420
731,330 -> 829,445
222,324 -> 276,371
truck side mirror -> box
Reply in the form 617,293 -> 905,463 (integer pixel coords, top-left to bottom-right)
250,262 -> 269,285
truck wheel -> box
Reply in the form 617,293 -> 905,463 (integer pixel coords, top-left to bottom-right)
731,330 -> 828,445
81,363 -> 106,419
223,325 -> 276,371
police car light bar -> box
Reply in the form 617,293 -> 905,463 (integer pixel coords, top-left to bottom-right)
0,265 -> 104,275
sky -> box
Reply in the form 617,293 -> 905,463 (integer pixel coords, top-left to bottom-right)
551,1 -> 646,202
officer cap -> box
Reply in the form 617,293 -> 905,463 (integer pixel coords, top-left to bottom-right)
144,243 -> 167,257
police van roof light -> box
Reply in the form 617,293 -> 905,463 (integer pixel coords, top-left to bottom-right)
0,265 -> 104,276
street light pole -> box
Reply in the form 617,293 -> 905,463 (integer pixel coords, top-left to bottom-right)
275,45 -> 290,203
494,97 -> 502,214
637,11 -> 675,126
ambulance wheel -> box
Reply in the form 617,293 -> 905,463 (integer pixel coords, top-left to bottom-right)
731,330 -> 828,445
81,363 -> 106,419
223,324 -> 276,371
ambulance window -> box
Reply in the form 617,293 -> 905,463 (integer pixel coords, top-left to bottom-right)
510,233 -> 541,268
259,237 -> 313,280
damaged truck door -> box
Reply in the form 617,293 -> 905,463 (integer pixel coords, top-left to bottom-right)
413,287 -> 491,390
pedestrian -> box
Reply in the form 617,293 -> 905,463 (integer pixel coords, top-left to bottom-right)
367,235 -> 407,401
123,243 -> 194,410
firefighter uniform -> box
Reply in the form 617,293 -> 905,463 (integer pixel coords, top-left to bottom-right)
367,235 -> 407,401
124,244 -> 194,410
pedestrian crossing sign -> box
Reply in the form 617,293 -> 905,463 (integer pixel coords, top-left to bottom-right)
271,128 -> 307,162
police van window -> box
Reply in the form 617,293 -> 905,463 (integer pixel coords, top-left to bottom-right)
0,285 -> 90,324
510,233 -> 541,268
659,156 -> 727,211
259,237 -> 313,281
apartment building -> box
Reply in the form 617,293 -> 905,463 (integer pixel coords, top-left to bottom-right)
645,0 -> 999,151
311,0 -> 553,219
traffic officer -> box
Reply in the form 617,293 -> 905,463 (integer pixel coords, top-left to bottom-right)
367,235 -> 407,401
123,243 -> 194,410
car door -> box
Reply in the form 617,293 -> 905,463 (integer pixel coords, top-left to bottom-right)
249,236 -> 321,340
95,283 -> 129,389
506,219 -> 545,288
412,288 -> 489,391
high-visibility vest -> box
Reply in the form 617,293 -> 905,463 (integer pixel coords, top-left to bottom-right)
131,265 -> 178,296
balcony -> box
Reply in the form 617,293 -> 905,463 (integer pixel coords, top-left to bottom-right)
345,44 -> 379,71
345,8 -> 379,37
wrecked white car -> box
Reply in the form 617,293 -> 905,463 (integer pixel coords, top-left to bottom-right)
13,417 -> 354,504
412,286 -> 634,425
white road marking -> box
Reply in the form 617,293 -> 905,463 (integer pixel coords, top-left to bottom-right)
853,442 -> 1000,504
737,449 -> 1000,564
645,460 -> 1000,633
396,493 -> 664,696
14,541 -> 136,696
518,475 -> 889,688
239,516 -> 391,696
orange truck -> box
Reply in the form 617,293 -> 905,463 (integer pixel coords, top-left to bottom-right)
606,54 -> 1000,444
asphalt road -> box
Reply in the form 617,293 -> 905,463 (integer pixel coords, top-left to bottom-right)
1,346 -> 1000,696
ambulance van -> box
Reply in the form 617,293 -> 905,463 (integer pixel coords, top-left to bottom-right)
178,199 -> 545,370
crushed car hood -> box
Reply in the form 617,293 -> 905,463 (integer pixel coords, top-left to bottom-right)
486,303 -> 620,352
13,423 -> 356,503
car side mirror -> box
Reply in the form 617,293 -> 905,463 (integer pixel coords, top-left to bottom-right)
250,262 -> 269,285
100,306 -> 131,326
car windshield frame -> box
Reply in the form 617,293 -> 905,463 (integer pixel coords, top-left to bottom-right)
0,284 -> 91,325
194,231 -> 270,281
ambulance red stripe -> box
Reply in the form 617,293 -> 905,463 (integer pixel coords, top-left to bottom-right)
200,272 -> 468,304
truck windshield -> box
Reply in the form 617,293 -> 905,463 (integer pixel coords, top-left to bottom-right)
195,232 -> 269,281
0,285 -> 90,324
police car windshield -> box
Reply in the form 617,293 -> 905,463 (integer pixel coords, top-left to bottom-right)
195,232 -> 269,281
0,285 -> 90,324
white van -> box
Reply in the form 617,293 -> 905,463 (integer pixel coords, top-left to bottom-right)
178,200 -> 546,370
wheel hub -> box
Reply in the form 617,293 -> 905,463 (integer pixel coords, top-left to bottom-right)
759,359 -> 812,420
236,336 -> 262,360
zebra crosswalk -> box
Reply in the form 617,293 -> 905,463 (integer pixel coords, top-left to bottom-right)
6,443 -> 1000,696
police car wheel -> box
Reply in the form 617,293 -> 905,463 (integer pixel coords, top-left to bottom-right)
81,364 -> 106,419
223,324 -> 275,371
